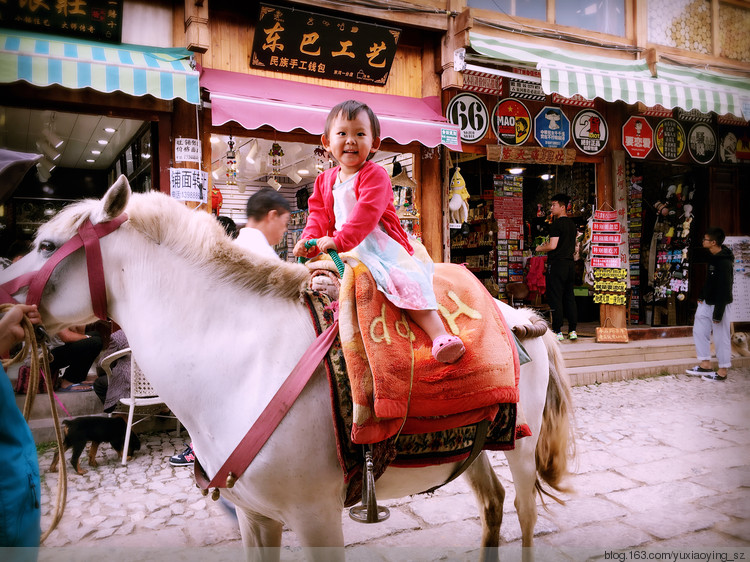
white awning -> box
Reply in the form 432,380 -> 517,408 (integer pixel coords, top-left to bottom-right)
466,31 -> 750,119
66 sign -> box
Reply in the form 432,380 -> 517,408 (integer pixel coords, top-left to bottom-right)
446,93 -> 489,144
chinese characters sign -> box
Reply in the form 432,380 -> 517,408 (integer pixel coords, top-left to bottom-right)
572,109 -> 608,155
174,138 -> 202,164
622,116 -> 653,159
534,106 -> 570,149
491,99 -> 532,146
654,118 -> 685,161
1,0 -> 123,42
486,145 -> 577,166
250,3 -> 400,86
170,168 -> 208,204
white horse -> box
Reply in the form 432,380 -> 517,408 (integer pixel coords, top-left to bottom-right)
1,177 -> 574,559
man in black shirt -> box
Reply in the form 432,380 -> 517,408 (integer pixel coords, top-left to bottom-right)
536,193 -> 578,340
686,227 -> 734,381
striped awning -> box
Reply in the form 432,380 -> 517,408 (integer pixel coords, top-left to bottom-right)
0,29 -> 200,105
467,31 -> 750,119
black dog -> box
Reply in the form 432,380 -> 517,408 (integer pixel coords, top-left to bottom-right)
49,416 -> 141,475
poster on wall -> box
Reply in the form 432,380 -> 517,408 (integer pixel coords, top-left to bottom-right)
687,123 -> 717,164
572,109 -> 608,155
491,99 -> 532,146
724,237 -> 750,322
446,93 -> 489,144
170,168 -> 208,204
654,118 -> 686,161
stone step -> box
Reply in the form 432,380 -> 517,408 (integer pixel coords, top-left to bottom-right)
559,337 -> 695,368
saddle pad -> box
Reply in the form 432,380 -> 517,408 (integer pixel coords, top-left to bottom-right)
301,290 -> 530,508
338,261 -> 520,444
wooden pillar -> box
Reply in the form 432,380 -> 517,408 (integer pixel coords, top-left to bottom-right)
419,146 -> 443,261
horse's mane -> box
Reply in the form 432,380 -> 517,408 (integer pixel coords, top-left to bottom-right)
42,191 -> 310,301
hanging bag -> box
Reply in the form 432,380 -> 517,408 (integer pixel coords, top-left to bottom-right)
595,317 -> 629,343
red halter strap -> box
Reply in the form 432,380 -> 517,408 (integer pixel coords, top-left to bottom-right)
0,214 -> 128,321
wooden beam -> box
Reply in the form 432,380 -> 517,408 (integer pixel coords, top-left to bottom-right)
185,0 -> 210,53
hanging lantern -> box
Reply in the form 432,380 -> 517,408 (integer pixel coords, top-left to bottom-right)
225,136 -> 237,185
268,142 -> 284,179
211,186 -> 223,215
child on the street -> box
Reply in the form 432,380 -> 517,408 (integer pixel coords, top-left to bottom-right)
293,100 -> 464,363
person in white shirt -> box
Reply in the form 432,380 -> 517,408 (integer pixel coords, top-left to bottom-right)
235,187 -> 292,260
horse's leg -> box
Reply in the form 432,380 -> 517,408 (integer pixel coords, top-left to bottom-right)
465,451 -> 505,561
284,505 -> 345,562
505,438 -> 539,548
235,508 -> 283,562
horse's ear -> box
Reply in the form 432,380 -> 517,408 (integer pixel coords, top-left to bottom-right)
100,175 -> 131,220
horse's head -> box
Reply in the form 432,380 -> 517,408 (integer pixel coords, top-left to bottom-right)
0,175 -> 131,333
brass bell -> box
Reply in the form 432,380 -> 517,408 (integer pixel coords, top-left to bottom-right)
226,472 -> 237,489
211,488 -> 221,501
200,487 -> 209,497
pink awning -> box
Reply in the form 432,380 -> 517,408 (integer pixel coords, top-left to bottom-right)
200,68 -> 461,150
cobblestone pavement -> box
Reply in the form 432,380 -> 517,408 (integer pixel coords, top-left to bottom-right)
36,368 -> 750,560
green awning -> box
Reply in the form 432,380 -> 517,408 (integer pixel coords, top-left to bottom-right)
0,29 -> 200,105
467,31 -> 750,119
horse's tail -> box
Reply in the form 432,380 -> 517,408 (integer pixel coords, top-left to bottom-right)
534,327 -> 576,505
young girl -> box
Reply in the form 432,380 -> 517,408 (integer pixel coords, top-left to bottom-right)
293,100 -> 465,363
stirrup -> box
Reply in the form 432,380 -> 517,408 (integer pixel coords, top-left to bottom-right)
348,446 -> 390,524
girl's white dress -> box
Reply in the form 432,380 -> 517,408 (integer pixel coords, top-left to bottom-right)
333,172 -> 437,311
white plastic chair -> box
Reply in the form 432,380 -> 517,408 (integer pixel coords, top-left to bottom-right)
99,347 -> 180,464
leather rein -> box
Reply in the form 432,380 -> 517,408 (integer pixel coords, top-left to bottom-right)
0,214 -> 129,319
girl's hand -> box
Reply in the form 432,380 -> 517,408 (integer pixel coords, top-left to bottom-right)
316,236 -> 338,253
292,239 -> 318,258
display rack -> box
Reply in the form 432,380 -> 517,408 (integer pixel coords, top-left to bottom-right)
450,198 -> 498,296
725,236 -> 750,323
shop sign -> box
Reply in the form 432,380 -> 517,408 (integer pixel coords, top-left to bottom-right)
486,145 -> 576,165
592,257 -> 622,268
622,116 -> 653,159
446,93 -> 489,144
1,0 -> 123,42
534,107 -> 570,149
592,245 -> 620,256
572,109 -> 608,155
250,3 -> 400,86
594,210 -> 617,221
654,118 -> 686,161
592,233 -> 622,244
462,71 -> 502,96
491,99 -> 532,146
174,138 -> 202,164
677,109 -> 711,123
170,168 -> 208,204
592,221 -> 620,232
687,123 -> 717,164
509,78 -> 546,101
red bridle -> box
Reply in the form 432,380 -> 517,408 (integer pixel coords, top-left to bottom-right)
0,214 -> 129,321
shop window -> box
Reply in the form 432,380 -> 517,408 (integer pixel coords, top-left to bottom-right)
648,0 -> 711,55
467,0 -> 546,21
555,0 -> 625,37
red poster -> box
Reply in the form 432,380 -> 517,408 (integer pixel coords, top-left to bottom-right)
592,233 -> 622,244
592,245 -> 620,256
592,257 -> 622,268
592,222 -> 621,232
622,116 -> 654,159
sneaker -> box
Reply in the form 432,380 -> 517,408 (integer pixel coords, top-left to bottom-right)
686,366 -> 715,376
170,443 -> 195,466
701,372 -> 727,381
556,332 -> 564,341
568,331 -> 578,341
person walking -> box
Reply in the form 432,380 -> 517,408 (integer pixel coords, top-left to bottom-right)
535,193 -> 578,341
687,227 -> 734,381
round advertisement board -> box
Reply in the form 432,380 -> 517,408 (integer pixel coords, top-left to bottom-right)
687,123 -> 717,164
446,92 -> 489,144
491,99 -> 532,146
572,109 -> 608,155
654,118 -> 686,161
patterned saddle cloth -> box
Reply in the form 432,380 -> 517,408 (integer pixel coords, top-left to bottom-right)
302,289 -> 531,508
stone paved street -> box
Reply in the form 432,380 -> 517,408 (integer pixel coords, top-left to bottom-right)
36,368 -> 750,560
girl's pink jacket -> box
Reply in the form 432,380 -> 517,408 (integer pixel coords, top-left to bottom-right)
302,160 -> 414,255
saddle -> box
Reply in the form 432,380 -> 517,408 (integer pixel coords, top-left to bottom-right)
302,262 -> 530,508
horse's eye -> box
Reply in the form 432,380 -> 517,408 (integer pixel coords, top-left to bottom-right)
39,241 -> 56,253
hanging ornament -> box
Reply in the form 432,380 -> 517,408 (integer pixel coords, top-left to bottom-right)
268,142 -> 284,178
225,136 -> 237,186
313,146 -> 327,173
211,186 -> 223,215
